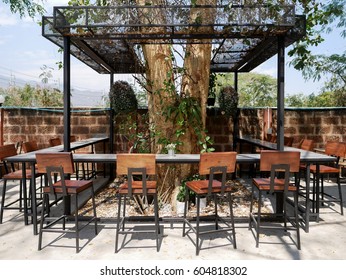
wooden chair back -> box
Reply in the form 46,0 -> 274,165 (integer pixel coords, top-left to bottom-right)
259,150 -> 300,173
0,144 -> 19,174
199,152 -> 237,175
116,154 -> 156,176
299,139 -> 314,151
269,135 -> 277,143
284,136 -> 294,147
22,141 -> 39,153
36,152 -> 75,174
0,144 -> 17,161
49,137 -> 62,147
325,141 -> 346,158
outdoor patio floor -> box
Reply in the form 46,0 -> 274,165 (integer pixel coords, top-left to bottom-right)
0,177 -> 345,261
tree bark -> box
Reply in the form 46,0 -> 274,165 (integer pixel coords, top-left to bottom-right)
137,0 -> 179,200
135,1 -> 217,201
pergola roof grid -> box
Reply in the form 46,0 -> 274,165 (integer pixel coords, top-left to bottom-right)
42,4 -> 306,74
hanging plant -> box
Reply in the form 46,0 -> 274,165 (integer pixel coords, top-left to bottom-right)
207,72 -> 217,107
109,80 -> 138,114
218,85 -> 238,118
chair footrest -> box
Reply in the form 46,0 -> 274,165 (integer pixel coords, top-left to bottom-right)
183,216 -> 235,236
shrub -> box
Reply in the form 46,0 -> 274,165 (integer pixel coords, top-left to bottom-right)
218,85 -> 238,117
109,80 -> 138,114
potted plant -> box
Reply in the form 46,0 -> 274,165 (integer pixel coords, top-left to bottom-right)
109,80 -> 138,115
207,73 -> 217,107
218,85 -> 238,118
175,185 -> 186,215
166,143 -> 176,157
177,174 -> 208,213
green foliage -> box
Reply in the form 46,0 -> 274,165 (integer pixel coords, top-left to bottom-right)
285,90 -> 346,107
109,80 -> 138,114
176,185 -> 186,202
218,85 -> 238,117
289,0 -> 346,100
216,73 -> 277,107
199,135 -> 215,154
161,91 -> 214,153
118,113 -> 157,153
2,0 -> 45,18
208,72 -> 217,98
1,84 -> 63,107
176,174 -> 200,202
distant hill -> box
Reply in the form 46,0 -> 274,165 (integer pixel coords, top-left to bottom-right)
0,74 -> 106,107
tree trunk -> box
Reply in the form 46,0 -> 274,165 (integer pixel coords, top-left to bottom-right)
179,0 -> 216,178
137,0 -> 179,201
135,1 -> 217,201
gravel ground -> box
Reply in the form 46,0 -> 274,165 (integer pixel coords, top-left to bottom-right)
81,178 -> 271,218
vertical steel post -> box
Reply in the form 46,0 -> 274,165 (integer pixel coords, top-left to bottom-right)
109,73 -> 114,154
277,36 -> 285,151
233,71 -> 239,152
63,36 -> 71,152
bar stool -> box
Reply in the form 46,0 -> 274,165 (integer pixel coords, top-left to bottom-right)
35,152 -> 98,253
249,150 -> 301,250
70,135 -> 96,180
0,144 -> 42,224
22,140 -> 44,200
49,137 -> 62,147
299,139 -> 314,151
309,141 -> 345,215
182,152 -> 237,255
115,153 -> 160,253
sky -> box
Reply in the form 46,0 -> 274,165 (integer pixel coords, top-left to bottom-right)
0,1 -> 345,106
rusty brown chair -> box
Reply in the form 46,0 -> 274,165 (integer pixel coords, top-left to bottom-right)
0,144 -> 42,224
22,140 -> 45,198
115,153 -> 160,253
71,135 -> 96,180
299,139 -> 314,151
284,136 -> 294,147
22,140 -> 39,153
249,150 -> 301,250
182,152 -> 237,255
35,152 -> 98,253
308,141 -> 345,215
49,137 -> 62,147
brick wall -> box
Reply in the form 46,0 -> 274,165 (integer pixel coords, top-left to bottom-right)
2,107 -> 345,152
207,107 -> 346,151
2,108 -> 110,152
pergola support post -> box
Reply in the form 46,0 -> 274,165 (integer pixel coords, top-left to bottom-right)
277,36 -> 285,151
109,73 -> 114,154
63,36 -> 71,152
233,71 -> 239,151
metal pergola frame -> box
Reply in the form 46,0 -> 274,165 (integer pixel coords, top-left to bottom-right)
42,3 -> 306,151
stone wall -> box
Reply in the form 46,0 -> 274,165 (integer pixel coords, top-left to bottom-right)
2,107 -> 345,152
2,108 -> 110,152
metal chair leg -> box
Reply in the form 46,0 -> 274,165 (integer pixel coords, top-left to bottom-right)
196,195 -> 200,256
91,186 -> 98,234
256,190 -> 262,248
294,192 -> 301,250
38,193 -> 49,251
182,188 -> 189,237
75,194 -> 79,253
154,194 -> 160,252
214,194 -> 219,230
115,194 -> 122,253
228,193 -> 237,249
0,180 -> 7,224
337,177 -> 344,215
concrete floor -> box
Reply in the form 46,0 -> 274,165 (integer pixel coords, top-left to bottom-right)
1,177 -> 345,261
